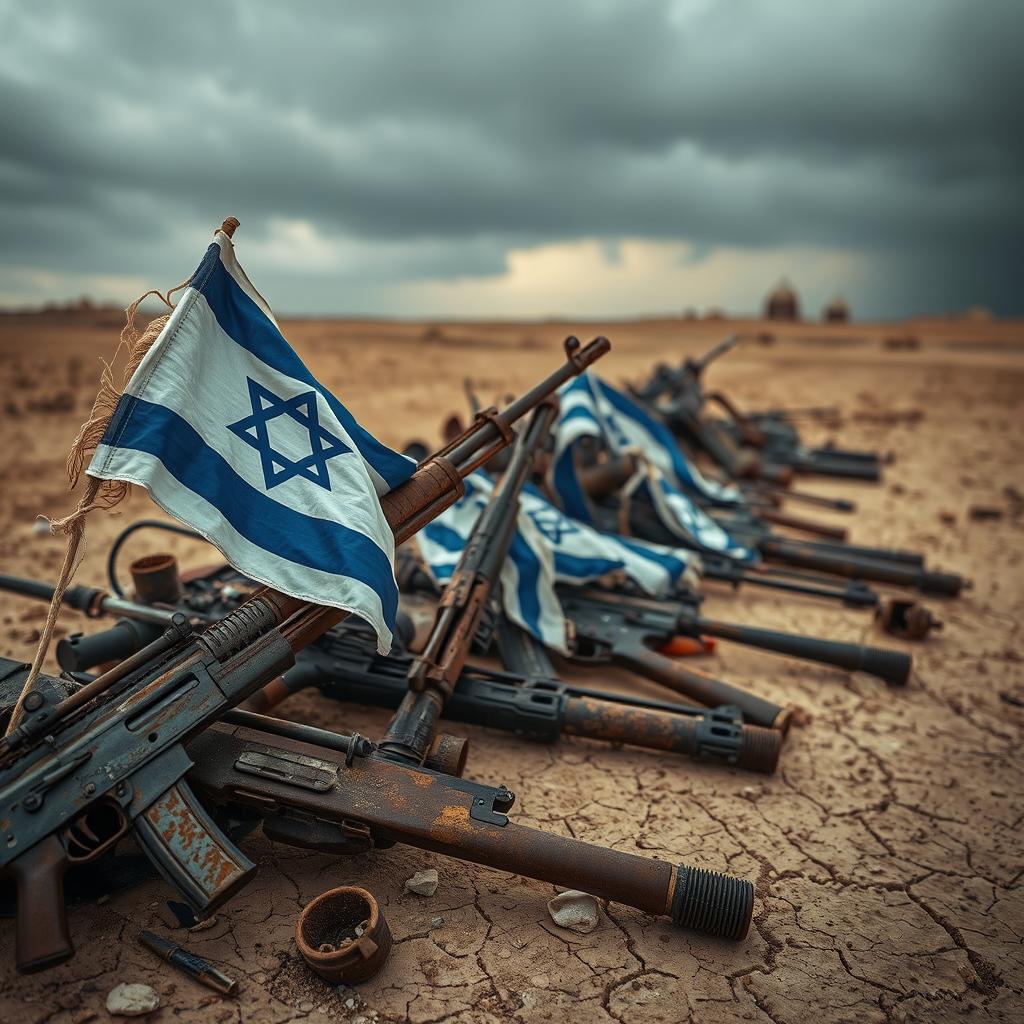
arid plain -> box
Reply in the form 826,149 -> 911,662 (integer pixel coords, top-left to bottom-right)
0,312 -> 1021,1024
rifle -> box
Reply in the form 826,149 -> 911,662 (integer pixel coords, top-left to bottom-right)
374,397 -> 562,771
0,566 -> 781,775
262,617 -> 781,773
0,336 -> 610,974
393,550 -> 795,732
0,661 -> 757,945
700,557 -> 942,640
616,498 -> 965,598
630,343 -> 883,482
556,587 -> 912,726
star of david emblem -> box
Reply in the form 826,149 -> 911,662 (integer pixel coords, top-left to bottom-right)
227,377 -> 350,491
528,507 -> 578,545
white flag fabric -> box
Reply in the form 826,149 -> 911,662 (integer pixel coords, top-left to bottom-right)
414,472 -> 702,653
550,373 -> 757,563
87,230 -> 415,653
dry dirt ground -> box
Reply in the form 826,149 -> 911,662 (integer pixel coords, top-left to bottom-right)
0,313 -> 1021,1024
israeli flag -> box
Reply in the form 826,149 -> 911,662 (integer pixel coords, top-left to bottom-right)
551,373 -> 757,563
415,473 -> 701,652
87,229 -> 415,653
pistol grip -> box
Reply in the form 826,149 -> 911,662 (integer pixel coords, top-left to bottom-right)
133,779 -> 256,917
9,833 -> 73,973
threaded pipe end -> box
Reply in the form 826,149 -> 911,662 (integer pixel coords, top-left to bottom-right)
737,725 -> 782,774
671,865 -> 753,940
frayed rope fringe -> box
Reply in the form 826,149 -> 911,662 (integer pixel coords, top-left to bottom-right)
4,276 -> 191,735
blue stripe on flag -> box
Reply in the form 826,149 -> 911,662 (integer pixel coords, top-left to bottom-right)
508,531 -> 543,639
559,405 -> 598,428
101,394 -> 398,627
552,552 -> 623,579
196,255 -> 414,490
552,445 -> 592,523
615,537 -> 688,580
421,522 -> 468,553
596,377 -> 723,498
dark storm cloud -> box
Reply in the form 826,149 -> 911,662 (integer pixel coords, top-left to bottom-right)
0,0 -> 1020,315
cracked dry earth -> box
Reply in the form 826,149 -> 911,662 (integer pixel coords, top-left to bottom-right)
0,313 -> 1022,1024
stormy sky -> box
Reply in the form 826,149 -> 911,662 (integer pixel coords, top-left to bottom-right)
1,1 -> 1020,319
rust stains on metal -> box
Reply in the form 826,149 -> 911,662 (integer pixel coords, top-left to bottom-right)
146,788 -> 245,893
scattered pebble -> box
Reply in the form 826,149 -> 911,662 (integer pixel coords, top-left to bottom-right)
405,868 -> 439,896
968,505 -> 1002,521
430,915 -> 445,929
547,890 -> 600,934
105,983 -> 160,1017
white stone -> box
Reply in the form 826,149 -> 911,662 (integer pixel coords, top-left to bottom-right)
105,983 -> 160,1017
405,868 -> 439,896
547,890 -> 600,934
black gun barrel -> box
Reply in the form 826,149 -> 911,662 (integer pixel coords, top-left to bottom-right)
746,486 -> 856,513
787,453 -> 880,481
284,655 -> 780,773
57,619 -> 166,674
702,559 -> 879,608
689,334 -> 740,374
762,539 -> 963,596
0,572 -> 204,625
794,539 -> 924,567
692,617 -> 911,686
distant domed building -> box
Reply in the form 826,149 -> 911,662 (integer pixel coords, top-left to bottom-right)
764,281 -> 800,321
823,297 -> 850,323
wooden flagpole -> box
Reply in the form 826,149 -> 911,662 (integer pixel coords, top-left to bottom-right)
4,218 -> 240,735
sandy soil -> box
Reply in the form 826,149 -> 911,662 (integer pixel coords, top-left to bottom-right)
0,313 -> 1021,1024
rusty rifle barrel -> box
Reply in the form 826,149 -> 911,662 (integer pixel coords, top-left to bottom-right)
755,509 -> 848,541
560,695 -> 781,773
188,723 -> 753,940
617,645 -> 793,732
444,336 -> 609,474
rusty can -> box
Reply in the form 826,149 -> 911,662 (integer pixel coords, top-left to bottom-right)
130,553 -> 183,604
295,886 -> 392,985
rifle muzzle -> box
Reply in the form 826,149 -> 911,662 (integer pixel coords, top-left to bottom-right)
56,618 -> 165,674
672,866 -> 753,940
695,618 -> 912,687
